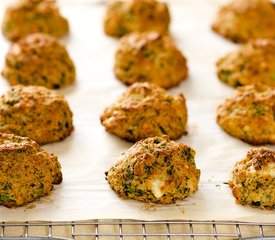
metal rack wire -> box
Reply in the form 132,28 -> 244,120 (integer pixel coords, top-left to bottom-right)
1,220 -> 275,240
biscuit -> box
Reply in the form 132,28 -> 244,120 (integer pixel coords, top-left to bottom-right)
2,0 -> 69,41
105,136 -> 200,204
0,133 -> 62,208
100,82 -> 187,142
104,0 -> 170,37
1,33 -> 75,89
217,39 -> 275,88
0,85 -> 73,145
216,85 -> 275,145
212,0 -> 275,43
115,31 -> 187,88
229,147 -> 275,210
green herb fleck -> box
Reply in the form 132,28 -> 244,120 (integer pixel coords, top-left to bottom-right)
164,156 -> 170,163
123,61 -> 134,72
179,187 -> 190,195
36,184 -> 44,197
2,183 -> 12,190
251,201 -> 261,207
165,98 -> 173,104
159,125 -> 167,134
167,166 -> 173,175
0,194 -> 10,202
144,165 -> 152,174
252,103 -> 266,116
125,165 -> 134,180
182,148 -> 193,160
219,70 -> 232,82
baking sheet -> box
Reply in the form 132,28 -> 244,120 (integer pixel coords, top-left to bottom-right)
0,0 -> 274,222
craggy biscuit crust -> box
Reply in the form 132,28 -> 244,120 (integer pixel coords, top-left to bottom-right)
104,0 -> 170,37
212,0 -> 275,43
0,85 -> 73,145
229,147 -> 275,209
2,0 -> 69,41
106,136 -> 200,204
216,85 -> 275,145
115,32 -> 187,88
100,82 -> 187,142
0,133 -> 62,208
2,33 -> 75,89
217,39 -> 275,88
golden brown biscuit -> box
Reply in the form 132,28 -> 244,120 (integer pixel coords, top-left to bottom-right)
217,39 -> 275,88
216,85 -> 275,145
2,0 -> 69,41
0,85 -> 73,145
105,136 -> 200,204
212,0 -> 275,43
0,133 -> 62,208
100,82 -> 188,142
229,147 -> 275,210
114,31 -> 188,88
104,0 -> 170,38
1,33 -> 75,89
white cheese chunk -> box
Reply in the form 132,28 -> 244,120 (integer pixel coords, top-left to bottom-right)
151,179 -> 164,198
265,162 -> 275,178
249,162 -> 275,178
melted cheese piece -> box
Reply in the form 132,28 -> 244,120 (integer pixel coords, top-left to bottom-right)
249,162 -> 275,178
151,179 -> 164,198
265,162 -> 275,178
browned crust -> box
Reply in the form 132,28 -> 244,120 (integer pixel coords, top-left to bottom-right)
0,85 -> 74,145
101,82 -> 188,142
114,32 -> 188,89
104,0 -> 170,38
106,136 -> 200,204
216,85 -> 275,145
212,0 -> 275,43
2,0 -> 69,41
216,39 -> 275,88
1,33 -> 75,89
229,147 -> 275,210
0,133 -> 62,208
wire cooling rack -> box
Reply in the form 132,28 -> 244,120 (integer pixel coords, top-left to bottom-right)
1,220 -> 275,240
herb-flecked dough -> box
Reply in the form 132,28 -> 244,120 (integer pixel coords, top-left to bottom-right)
229,147 -> 275,210
114,31 -> 188,89
216,85 -> 275,145
104,0 -> 170,38
2,33 -> 75,89
217,39 -> 275,88
212,0 -> 275,43
105,136 -> 200,204
0,133 -> 62,208
0,85 -> 73,145
2,0 -> 69,41
100,82 -> 188,142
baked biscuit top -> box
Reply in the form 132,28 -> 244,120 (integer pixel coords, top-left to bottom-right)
0,133 -> 62,208
104,0 -> 170,37
0,85 -> 73,145
115,32 -> 188,88
217,39 -> 275,88
2,33 -> 75,89
2,0 -> 69,41
101,82 -> 187,141
217,85 -> 275,144
106,136 -> 200,204
229,147 -> 275,209
212,0 -> 275,43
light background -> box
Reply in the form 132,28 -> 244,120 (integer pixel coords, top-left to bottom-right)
0,0 -> 274,221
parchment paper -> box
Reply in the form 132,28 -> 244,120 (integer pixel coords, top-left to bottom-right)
0,0 -> 274,222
